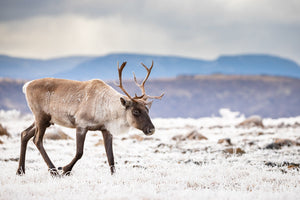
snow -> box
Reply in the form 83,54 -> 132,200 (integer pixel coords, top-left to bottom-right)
0,109 -> 299,200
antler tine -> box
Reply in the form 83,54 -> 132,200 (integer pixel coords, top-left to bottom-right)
133,60 -> 154,98
146,92 -> 165,100
140,60 -> 154,90
133,61 -> 164,101
116,61 -> 133,99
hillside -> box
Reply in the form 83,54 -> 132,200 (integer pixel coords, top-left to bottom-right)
0,55 -> 93,79
0,75 -> 299,118
0,53 -> 300,80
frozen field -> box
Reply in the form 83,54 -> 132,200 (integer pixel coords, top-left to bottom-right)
0,109 -> 299,200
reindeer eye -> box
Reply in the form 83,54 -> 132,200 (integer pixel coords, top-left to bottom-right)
132,109 -> 141,116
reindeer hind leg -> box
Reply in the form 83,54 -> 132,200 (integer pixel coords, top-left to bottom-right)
33,115 -> 58,176
16,123 -> 35,175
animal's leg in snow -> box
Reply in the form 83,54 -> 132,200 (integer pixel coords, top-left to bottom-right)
102,129 -> 115,175
62,127 -> 87,175
16,123 -> 35,175
33,116 -> 58,176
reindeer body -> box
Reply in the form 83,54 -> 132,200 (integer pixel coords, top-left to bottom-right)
25,78 -> 129,132
17,61 -> 163,176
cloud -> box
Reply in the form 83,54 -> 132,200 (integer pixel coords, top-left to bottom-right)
0,15 -> 172,58
2,0 -> 299,24
0,0 -> 299,63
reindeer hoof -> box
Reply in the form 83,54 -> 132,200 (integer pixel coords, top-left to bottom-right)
110,165 -> 116,175
49,168 -> 60,177
16,168 -> 25,176
61,166 -> 72,176
63,171 -> 72,176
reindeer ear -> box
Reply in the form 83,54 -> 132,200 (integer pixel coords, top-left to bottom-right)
120,97 -> 131,108
146,101 -> 153,109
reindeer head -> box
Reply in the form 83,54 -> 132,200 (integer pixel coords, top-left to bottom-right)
117,61 -> 164,136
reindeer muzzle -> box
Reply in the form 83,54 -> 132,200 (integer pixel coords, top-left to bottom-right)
144,127 -> 155,136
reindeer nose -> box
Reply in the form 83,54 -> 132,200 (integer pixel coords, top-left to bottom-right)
146,127 -> 155,135
149,128 -> 155,135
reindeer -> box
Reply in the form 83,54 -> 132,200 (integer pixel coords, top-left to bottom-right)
16,61 -> 163,176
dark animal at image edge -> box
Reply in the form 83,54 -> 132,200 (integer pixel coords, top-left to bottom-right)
16,61 -> 164,176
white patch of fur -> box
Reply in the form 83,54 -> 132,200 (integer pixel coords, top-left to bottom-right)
22,81 -> 33,94
103,96 -> 131,135
23,81 -> 34,113
106,118 -> 130,135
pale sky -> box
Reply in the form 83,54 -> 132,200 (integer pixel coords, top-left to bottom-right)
0,0 -> 299,63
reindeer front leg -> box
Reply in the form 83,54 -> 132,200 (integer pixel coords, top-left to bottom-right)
62,127 -> 88,175
102,130 -> 115,175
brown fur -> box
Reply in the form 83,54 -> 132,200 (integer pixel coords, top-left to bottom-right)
17,77 -> 155,176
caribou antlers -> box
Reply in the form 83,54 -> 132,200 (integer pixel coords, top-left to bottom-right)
117,61 -> 164,103
117,62 -> 132,99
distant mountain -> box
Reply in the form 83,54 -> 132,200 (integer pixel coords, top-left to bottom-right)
0,53 -> 300,80
0,55 -> 93,79
1,75 -> 299,118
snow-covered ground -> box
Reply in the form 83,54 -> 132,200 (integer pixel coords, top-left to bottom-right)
0,109 -> 299,200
